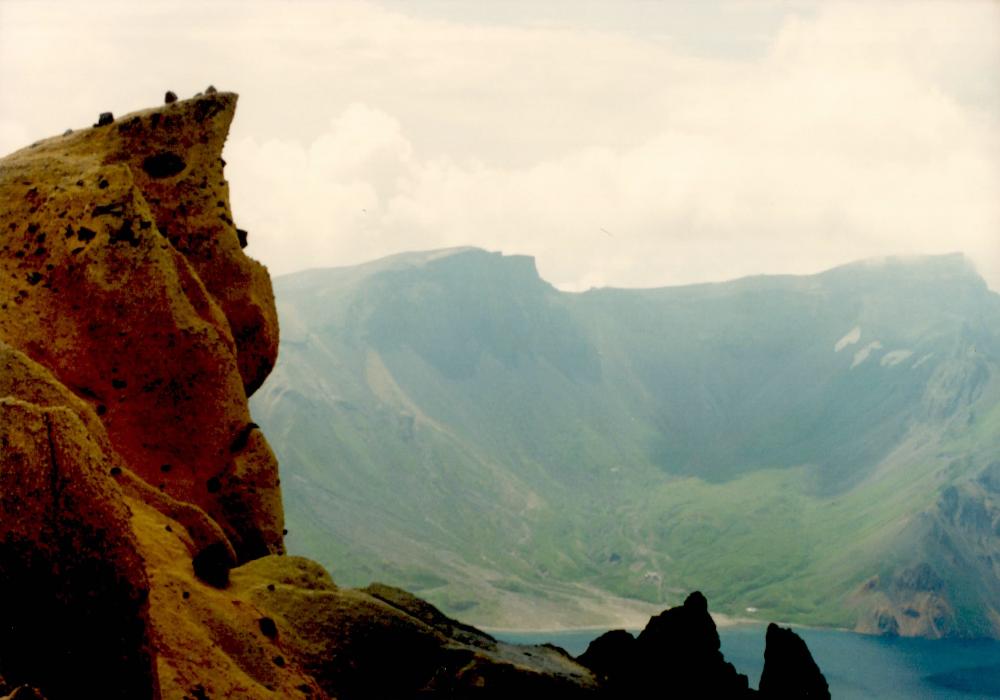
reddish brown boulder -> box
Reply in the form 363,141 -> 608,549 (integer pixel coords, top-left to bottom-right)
0,93 -> 283,560
106,92 -> 278,396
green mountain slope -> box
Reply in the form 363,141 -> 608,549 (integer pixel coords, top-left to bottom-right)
251,248 -> 1000,636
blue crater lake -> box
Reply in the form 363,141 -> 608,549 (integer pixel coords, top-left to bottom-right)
496,625 -> 1000,699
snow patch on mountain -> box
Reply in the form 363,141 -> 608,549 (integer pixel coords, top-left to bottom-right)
881,350 -> 914,367
912,353 -> 935,369
852,341 -> 883,368
835,326 -> 862,352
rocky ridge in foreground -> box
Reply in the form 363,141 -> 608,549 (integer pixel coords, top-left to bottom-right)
0,92 -> 826,698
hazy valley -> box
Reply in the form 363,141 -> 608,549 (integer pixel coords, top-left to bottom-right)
254,247 -> 1000,637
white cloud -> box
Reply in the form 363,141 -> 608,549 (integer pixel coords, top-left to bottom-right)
226,104 -> 412,269
2,1 -> 999,289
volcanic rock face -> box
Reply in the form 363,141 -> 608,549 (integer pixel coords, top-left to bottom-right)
851,470 -> 1000,639
0,93 -> 282,560
0,92 -> 287,697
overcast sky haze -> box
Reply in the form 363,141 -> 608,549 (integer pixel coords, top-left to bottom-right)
2,0 -> 998,290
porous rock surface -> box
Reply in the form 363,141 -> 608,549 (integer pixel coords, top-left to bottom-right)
0,93 -> 282,560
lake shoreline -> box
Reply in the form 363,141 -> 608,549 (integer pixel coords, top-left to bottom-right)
493,625 -> 1000,699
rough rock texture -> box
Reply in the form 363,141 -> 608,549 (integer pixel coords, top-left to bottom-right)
0,397 -> 157,699
852,564 -> 955,638
0,341 -> 238,575
234,558 -> 597,698
108,93 -> 278,396
851,470 -> 1000,639
0,92 -> 283,560
759,623 -> 830,698
0,93 -> 292,698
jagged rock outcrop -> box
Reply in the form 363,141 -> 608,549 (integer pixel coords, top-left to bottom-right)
759,623 -> 830,699
579,593 -> 832,697
579,592 -> 751,697
852,563 -> 955,638
106,92 -> 278,396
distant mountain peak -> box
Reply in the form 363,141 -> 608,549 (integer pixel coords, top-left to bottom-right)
825,252 -> 984,282
276,246 -> 546,292
279,249 -> 986,298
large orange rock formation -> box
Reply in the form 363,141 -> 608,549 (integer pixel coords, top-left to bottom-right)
0,93 -> 282,560
0,93 -> 598,699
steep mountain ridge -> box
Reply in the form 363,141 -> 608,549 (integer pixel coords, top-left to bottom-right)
255,247 -> 1000,637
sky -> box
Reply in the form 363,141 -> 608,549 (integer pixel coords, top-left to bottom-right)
1,0 -> 998,290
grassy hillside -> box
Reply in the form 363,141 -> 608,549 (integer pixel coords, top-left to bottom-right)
252,249 -> 1000,635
